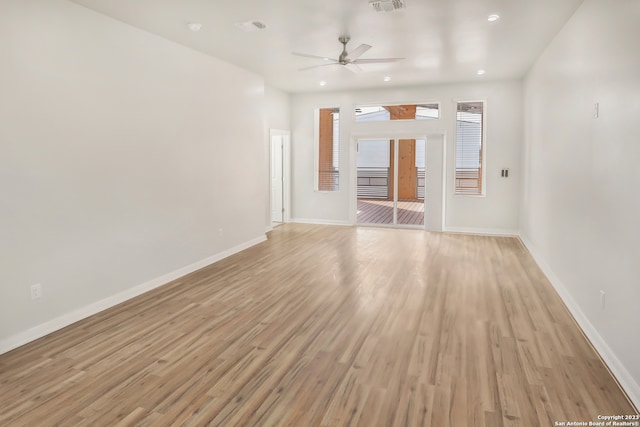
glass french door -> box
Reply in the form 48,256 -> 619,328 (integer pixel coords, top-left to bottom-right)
356,138 -> 425,227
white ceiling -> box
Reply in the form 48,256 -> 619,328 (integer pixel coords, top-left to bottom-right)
70,0 -> 584,93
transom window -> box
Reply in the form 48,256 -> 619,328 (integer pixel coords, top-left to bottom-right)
355,104 -> 439,122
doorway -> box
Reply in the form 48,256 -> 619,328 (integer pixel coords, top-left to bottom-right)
356,137 -> 426,227
270,130 -> 290,226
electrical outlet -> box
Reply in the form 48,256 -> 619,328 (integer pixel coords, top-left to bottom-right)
30,283 -> 42,300
219,228 -> 224,237
600,290 -> 606,310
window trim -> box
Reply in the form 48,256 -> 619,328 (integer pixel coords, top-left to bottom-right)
454,100 -> 487,197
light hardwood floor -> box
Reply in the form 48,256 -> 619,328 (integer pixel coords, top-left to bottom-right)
0,224 -> 636,426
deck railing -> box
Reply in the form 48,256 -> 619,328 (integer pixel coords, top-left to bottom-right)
357,168 -> 389,198
357,167 -> 426,200
455,168 -> 481,195
318,169 -> 339,191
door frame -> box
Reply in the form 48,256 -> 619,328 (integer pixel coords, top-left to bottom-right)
350,132 -> 446,232
269,129 -> 291,226
351,133 -> 427,229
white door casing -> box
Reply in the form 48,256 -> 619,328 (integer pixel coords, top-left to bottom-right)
271,134 -> 284,223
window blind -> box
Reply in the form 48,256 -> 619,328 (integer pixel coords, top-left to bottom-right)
455,102 -> 484,195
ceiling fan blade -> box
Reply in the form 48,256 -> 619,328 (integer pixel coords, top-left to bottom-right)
298,62 -> 339,71
292,52 -> 337,62
347,44 -> 372,60
352,58 -> 404,64
344,63 -> 364,74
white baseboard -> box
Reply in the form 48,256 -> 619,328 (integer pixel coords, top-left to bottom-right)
291,218 -> 351,226
444,226 -> 519,236
0,234 -> 267,356
519,234 -> 640,410
290,222 -> 516,234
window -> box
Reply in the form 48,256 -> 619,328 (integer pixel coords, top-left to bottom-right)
317,108 -> 339,191
355,104 -> 439,122
416,105 -> 440,120
455,101 -> 484,195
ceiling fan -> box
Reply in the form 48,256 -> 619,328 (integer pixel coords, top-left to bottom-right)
293,36 -> 403,73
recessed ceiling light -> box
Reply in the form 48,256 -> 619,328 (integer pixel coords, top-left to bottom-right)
187,23 -> 202,32
383,76 -> 391,82
319,81 -> 327,86
488,14 -> 500,22
477,69 -> 486,76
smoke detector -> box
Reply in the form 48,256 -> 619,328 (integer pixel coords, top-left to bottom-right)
369,0 -> 405,12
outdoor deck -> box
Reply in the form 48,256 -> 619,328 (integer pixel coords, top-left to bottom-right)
357,198 -> 424,226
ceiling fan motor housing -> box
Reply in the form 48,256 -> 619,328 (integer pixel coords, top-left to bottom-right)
338,36 -> 350,63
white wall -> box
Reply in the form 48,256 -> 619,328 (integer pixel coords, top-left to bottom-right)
522,0 -> 640,405
291,81 -> 522,233
265,85 -> 291,132
0,0 -> 267,349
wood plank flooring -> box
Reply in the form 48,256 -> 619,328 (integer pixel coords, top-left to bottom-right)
0,224 -> 636,426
